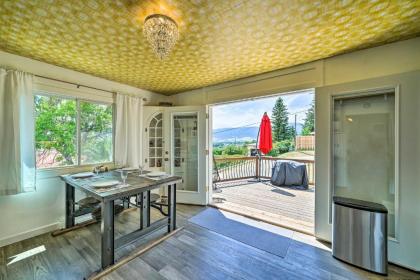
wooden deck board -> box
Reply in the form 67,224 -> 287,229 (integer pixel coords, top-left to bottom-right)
212,180 -> 315,234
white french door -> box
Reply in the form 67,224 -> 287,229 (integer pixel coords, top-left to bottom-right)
143,106 -> 208,205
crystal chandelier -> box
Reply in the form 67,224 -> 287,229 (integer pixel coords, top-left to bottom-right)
143,14 -> 179,60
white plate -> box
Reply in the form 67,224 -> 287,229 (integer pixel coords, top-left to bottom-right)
147,171 -> 167,177
72,172 -> 94,179
91,180 -> 120,188
120,167 -> 138,171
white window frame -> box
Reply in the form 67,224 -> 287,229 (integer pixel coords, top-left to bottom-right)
34,90 -> 115,177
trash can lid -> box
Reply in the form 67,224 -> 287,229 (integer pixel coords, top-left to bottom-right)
333,196 -> 388,213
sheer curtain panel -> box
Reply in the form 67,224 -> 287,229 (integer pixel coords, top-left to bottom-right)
115,93 -> 143,167
0,68 -> 36,195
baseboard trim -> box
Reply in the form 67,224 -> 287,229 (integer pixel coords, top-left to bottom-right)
388,261 -> 420,274
0,222 -> 60,248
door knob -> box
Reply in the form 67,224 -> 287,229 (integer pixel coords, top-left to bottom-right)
164,158 -> 169,161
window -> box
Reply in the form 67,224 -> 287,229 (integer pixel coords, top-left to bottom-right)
35,93 -> 113,169
333,92 -> 397,238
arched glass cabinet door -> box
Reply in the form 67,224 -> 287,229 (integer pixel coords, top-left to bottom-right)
148,113 -> 163,169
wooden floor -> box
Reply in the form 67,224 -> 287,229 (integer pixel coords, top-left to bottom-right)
0,204 -> 204,280
1,204 -> 418,280
212,180 -> 315,234
103,212 -> 418,280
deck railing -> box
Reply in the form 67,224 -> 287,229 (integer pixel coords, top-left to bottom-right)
213,156 -> 315,185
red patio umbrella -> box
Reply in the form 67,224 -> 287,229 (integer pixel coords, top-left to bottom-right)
258,112 -> 272,155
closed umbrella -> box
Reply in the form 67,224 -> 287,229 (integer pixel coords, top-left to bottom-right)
258,112 -> 272,155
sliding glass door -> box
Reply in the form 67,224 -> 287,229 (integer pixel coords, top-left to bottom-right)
333,91 -> 397,238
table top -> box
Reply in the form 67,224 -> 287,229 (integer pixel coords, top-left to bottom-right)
61,171 -> 182,202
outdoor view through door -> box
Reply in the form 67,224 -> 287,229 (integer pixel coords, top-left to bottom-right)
211,90 -> 315,234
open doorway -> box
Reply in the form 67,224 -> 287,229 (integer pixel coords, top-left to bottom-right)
209,89 -> 315,234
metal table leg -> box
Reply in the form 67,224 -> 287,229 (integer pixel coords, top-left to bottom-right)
123,196 -> 130,209
65,183 -> 75,228
168,183 -> 176,232
140,191 -> 150,230
101,200 -> 114,269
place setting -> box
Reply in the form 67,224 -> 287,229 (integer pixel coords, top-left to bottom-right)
89,170 -> 132,193
68,167 -> 132,193
137,164 -> 171,181
115,164 -> 171,181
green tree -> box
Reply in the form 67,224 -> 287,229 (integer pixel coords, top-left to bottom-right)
223,144 -> 247,156
271,97 -> 293,141
212,146 -> 224,155
35,96 -> 77,165
79,101 -> 113,164
35,95 -> 113,167
302,100 -> 315,136
267,140 -> 295,156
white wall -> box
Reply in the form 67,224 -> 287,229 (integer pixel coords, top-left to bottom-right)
0,51 -> 167,247
0,51 -> 168,105
171,37 -> 420,271
316,72 -> 420,271
170,61 -> 323,106
170,37 -> 420,106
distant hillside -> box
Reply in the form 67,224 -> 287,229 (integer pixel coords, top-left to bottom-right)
213,123 -> 303,143
213,126 -> 259,143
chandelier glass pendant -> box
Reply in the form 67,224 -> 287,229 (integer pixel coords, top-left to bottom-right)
143,14 -> 179,60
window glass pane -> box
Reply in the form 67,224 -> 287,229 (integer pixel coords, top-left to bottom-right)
333,93 -> 396,237
35,95 -> 77,168
80,101 -> 113,164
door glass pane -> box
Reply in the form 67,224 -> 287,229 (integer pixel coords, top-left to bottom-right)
148,113 -> 163,168
80,101 -> 113,164
333,93 -> 396,238
173,114 -> 198,192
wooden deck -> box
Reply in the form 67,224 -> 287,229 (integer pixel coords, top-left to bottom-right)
211,180 -> 315,234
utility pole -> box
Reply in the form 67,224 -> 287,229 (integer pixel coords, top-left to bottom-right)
294,114 -> 297,151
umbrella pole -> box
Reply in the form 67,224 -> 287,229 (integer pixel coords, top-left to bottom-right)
255,122 -> 262,182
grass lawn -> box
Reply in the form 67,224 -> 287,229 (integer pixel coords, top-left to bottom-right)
278,150 -> 314,160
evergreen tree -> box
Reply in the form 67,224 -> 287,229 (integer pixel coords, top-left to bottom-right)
302,100 -> 315,135
271,97 -> 289,141
286,125 -> 296,140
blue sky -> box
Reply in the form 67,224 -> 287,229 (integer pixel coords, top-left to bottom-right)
212,90 -> 314,129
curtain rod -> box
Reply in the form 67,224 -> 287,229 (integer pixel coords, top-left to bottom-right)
34,74 -> 147,101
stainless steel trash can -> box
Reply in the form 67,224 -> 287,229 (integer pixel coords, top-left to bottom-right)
332,196 -> 388,275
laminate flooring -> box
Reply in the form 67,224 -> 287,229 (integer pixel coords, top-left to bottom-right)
1,204 -> 418,280
0,204 -> 204,280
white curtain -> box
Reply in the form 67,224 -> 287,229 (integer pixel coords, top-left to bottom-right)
115,93 -> 143,167
0,68 -> 36,195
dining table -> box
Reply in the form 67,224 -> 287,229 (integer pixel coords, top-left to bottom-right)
60,170 -> 182,269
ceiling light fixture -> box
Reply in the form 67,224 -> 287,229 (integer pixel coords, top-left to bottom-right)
143,14 -> 179,60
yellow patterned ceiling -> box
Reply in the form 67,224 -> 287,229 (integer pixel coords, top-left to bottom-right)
1,0 -> 420,95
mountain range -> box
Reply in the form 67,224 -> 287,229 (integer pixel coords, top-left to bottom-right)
213,123 -> 303,143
